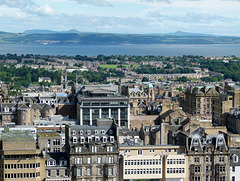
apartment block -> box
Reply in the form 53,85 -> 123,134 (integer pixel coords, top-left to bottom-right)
65,119 -> 119,181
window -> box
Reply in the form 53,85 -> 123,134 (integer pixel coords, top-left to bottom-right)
98,157 -> 102,164
47,160 -> 56,166
87,168 -> 91,175
75,157 -> 83,164
138,149 -> 143,155
195,166 -> 201,173
232,166 -> 235,172
77,168 -> 82,176
194,157 -> 200,163
73,137 -> 77,144
92,146 -> 98,152
53,139 -> 60,145
108,168 -> 113,175
219,157 -> 224,162
232,155 -> 238,163
106,157 -> 114,163
107,146 -> 113,152
110,136 -> 114,143
149,149 -> 155,153
102,136 -> 107,143
87,130 -> 91,135
17,173 -> 22,178
72,130 -> 76,135
53,148 -> 60,152
98,168 -> 102,175
232,176 -> 235,181
56,170 -> 59,176
80,137 -> 85,144
87,157 -> 91,164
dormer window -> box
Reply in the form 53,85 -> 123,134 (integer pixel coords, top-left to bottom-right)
88,136 -> 92,143
101,130 -> 105,134
79,130 -> 83,135
94,130 -> 98,135
72,130 -> 76,136
110,136 -> 114,143
73,137 -> 77,144
218,139 -> 223,145
145,127 -> 149,132
102,136 -> 107,143
4,106 -> 9,112
232,155 -> 239,163
95,136 -> 100,142
80,137 -> 85,144
47,160 -> 56,166
60,160 -> 67,166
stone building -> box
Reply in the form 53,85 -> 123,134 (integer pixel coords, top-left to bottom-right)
0,130 -> 45,180
213,83 -> 240,126
229,148 -> 240,181
37,132 -> 63,153
178,128 -> 230,181
17,103 -> 56,125
226,107 -> 240,134
45,152 -> 70,181
125,83 -> 155,115
0,103 -> 18,126
184,85 -> 219,119
65,119 -> 119,181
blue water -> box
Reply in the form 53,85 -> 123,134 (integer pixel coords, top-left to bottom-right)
0,44 -> 240,56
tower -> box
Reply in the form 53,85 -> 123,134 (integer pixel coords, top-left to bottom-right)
61,70 -> 67,90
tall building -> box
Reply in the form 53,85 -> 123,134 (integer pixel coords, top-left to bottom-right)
65,119 -> 119,181
76,84 -> 130,128
184,85 -> 219,119
0,130 -> 45,180
213,83 -> 240,126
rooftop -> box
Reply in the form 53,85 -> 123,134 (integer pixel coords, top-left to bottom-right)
1,131 -> 35,142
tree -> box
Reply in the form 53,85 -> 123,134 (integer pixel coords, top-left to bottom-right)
142,77 -> 149,82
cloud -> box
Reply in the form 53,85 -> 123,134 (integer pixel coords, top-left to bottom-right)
147,12 -> 237,23
0,0 -> 56,16
140,0 -> 172,3
32,5 -> 56,16
70,0 -> 113,7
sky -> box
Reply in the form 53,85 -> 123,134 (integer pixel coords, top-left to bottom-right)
0,0 -> 240,36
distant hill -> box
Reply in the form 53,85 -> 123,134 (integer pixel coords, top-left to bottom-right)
23,29 -> 83,34
0,30 -> 239,45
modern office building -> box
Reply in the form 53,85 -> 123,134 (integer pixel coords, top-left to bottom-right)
76,84 -> 130,128
119,141 -> 187,181
0,130 -> 45,180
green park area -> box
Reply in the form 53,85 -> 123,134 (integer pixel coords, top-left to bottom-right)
100,64 -> 140,68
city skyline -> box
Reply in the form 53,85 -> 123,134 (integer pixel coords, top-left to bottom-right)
0,0 -> 240,36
